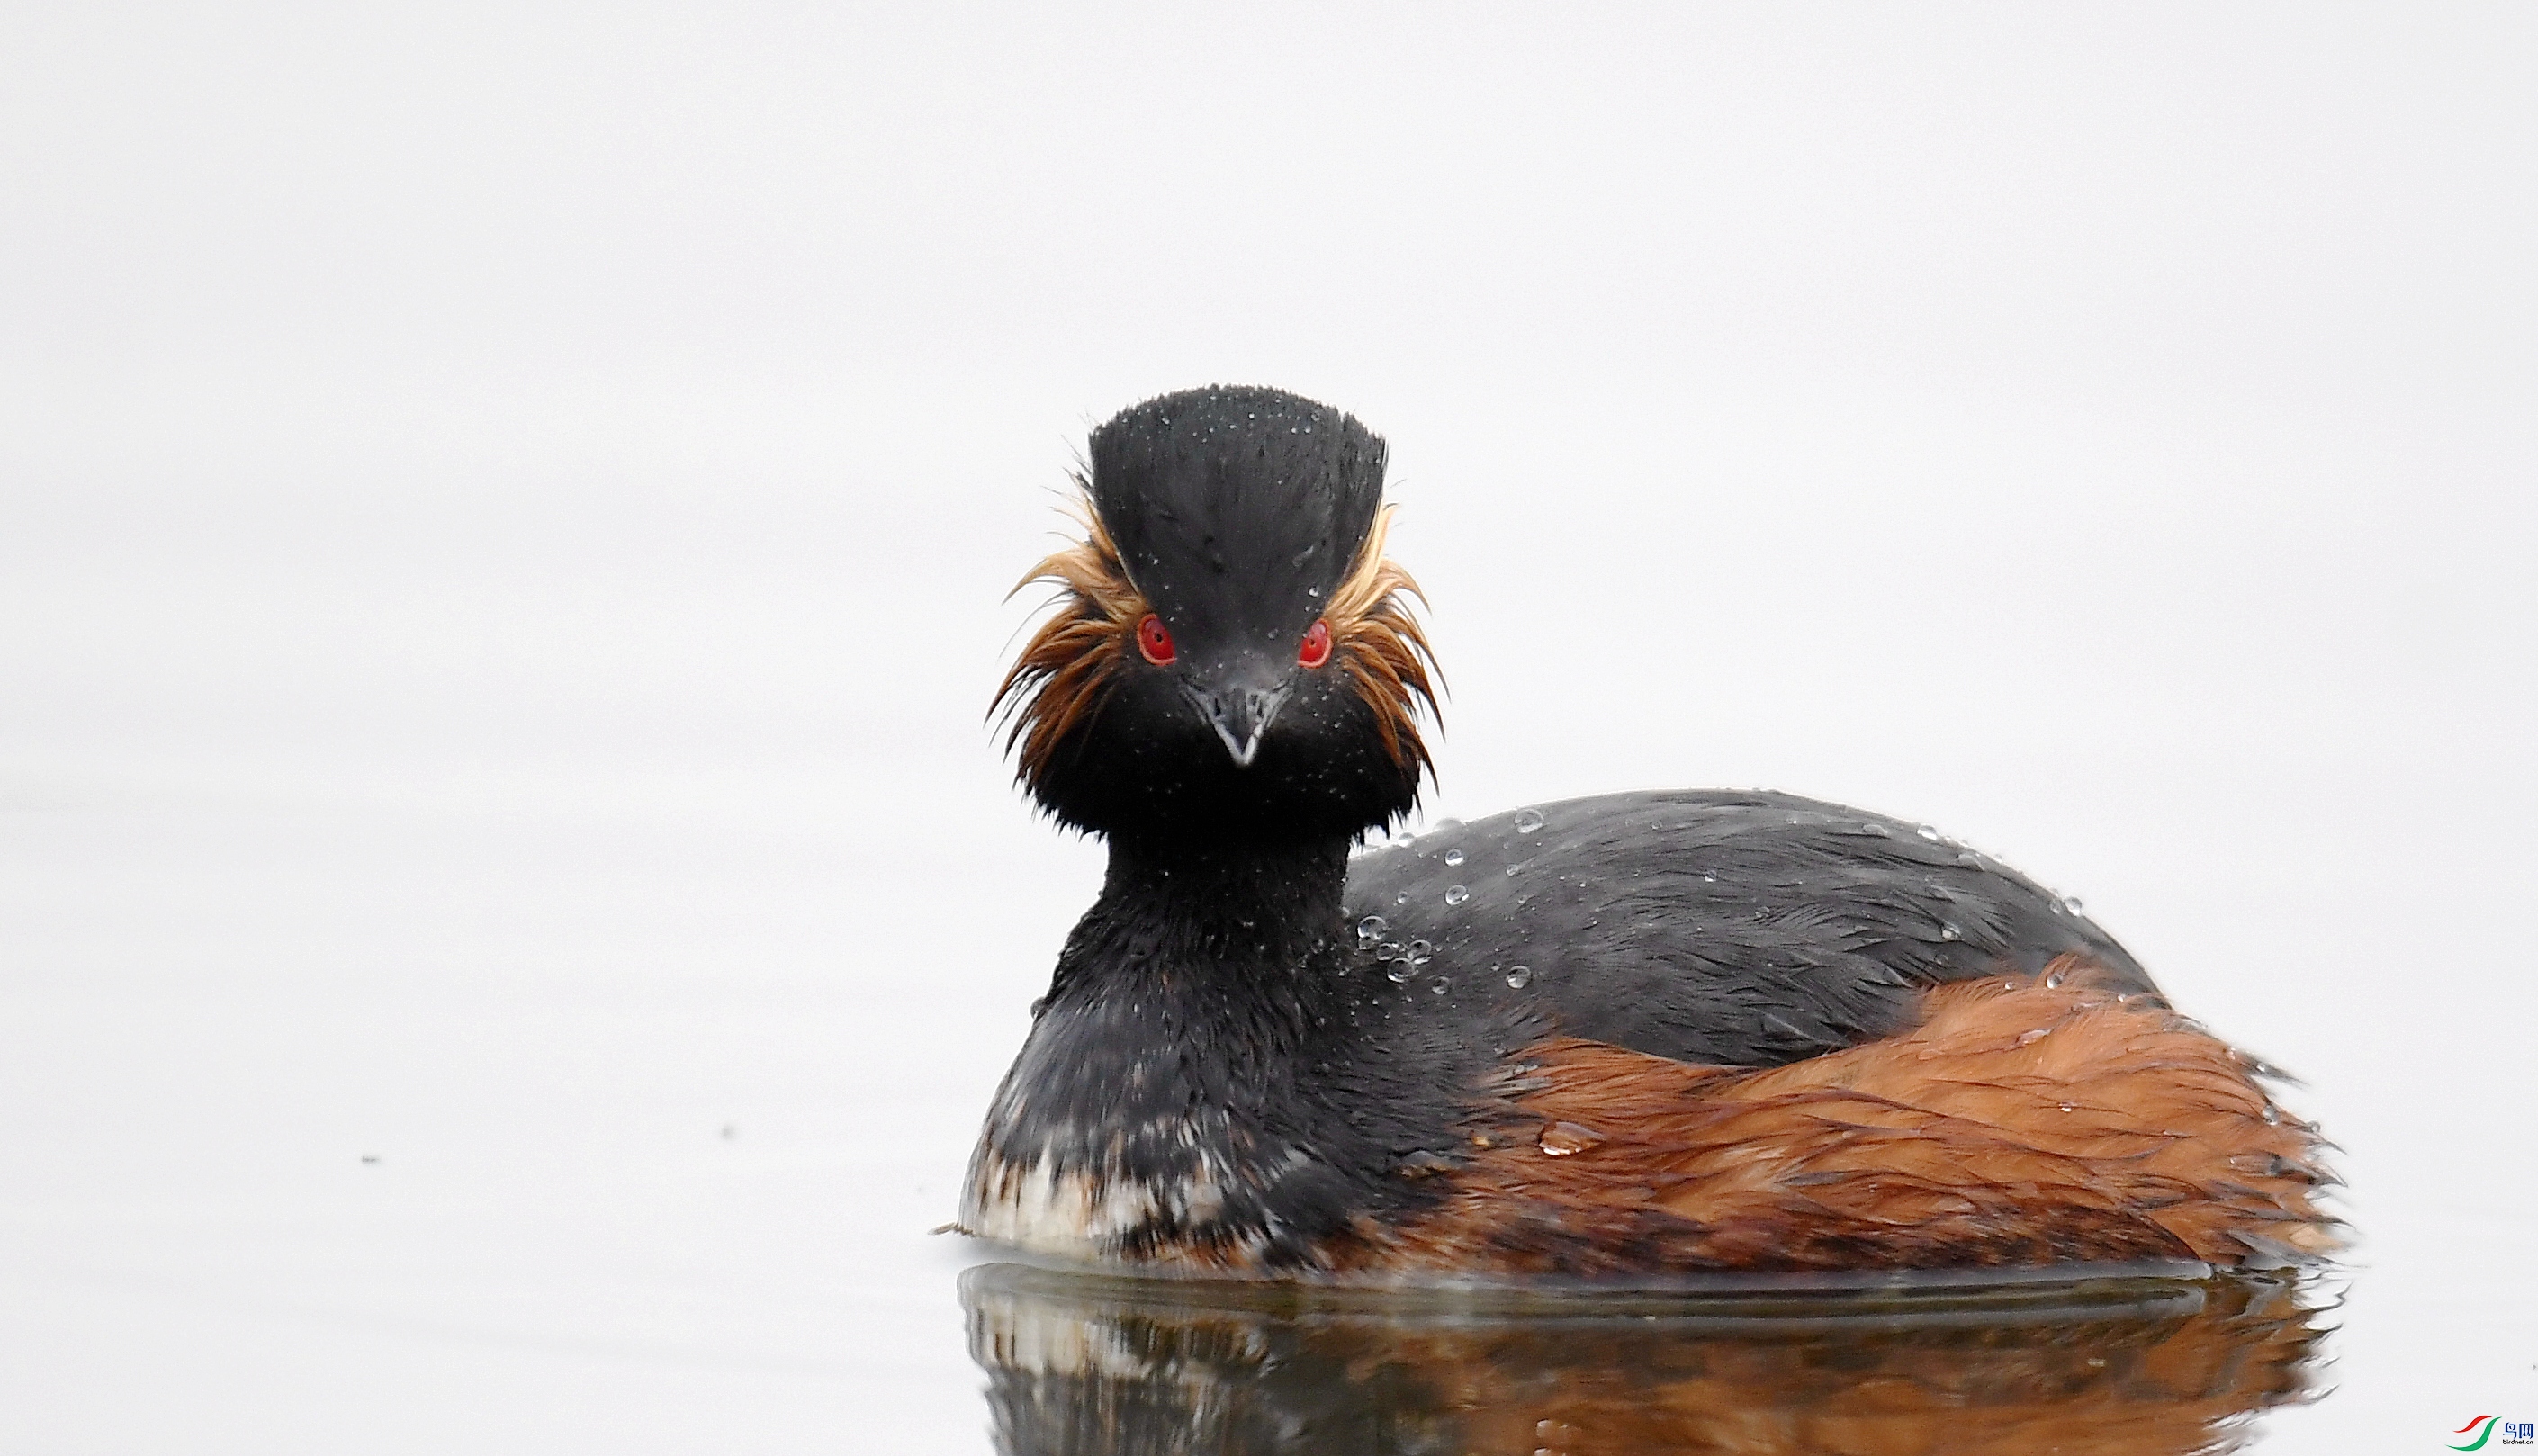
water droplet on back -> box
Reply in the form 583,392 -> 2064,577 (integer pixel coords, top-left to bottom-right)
1861,822 -> 1892,837
2063,896 -> 2086,915
1385,964 -> 1414,984
1444,885 -> 1469,906
1377,940 -> 1406,961
1940,923 -> 1962,942
1443,848 -> 1465,867
1505,965 -> 1533,989
1394,890 -> 1409,905
1917,825 -> 1942,841
1357,915 -> 1388,945
2043,966 -> 2067,989
1407,939 -> 1434,966
1538,1120 -> 1605,1156
1428,977 -> 1450,995
1513,808 -> 1545,834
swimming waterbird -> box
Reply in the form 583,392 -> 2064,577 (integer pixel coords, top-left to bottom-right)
961,385 -> 2335,1280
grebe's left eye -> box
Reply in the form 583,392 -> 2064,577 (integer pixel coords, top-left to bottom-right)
1298,618 -> 1332,669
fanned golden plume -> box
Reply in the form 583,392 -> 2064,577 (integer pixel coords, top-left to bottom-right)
990,494 -> 1443,788
1324,505 -> 1444,777
990,490 -> 1148,792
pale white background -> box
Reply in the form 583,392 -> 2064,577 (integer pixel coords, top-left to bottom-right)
3,4 -> 2532,1452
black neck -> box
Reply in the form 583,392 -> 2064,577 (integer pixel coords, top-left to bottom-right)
972,826 -> 1470,1265
1048,833 -> 1354,1004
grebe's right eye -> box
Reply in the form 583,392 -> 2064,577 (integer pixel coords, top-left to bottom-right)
1136,614 -> 1175,665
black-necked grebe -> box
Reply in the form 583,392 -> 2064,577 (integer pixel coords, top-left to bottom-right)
960,384 -> 2334,1278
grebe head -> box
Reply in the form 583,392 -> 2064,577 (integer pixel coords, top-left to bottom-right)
994,385 -> 1440,844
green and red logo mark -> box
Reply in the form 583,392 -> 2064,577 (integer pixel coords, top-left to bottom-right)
2455,1416 -> 2537,1449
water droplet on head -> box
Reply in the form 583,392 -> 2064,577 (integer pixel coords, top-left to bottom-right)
1356,915 -> 1388,945
1444,884 -> 1469,906
1861,822 -> 1892,837
2017,1028 -> 2051,1046
1513,808 -> 1545,835
2043,966 -> 2067,989
1505,965 -> 1533,989
1428,977 -> 1450,995
1443,848 -> 1464,867
1407,939 -> 1434,966
1377,940 -> 1406,961
1385,964 -> 1414,984
1917,825 -> 1942,841
2058,1101 -> 2076,1112
1394,890 -> 1409,905
2063,896 -> 2086,916
2261,1105 -> 2282,1125
1940,923 -> 1962,941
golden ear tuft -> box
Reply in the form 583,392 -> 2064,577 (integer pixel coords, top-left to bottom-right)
990,490 -> 1148,791
1324,505 -> 1443,777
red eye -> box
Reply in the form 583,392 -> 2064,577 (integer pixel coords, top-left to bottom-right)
1298,617 -> 1332,669
1136,613 -> 1175,665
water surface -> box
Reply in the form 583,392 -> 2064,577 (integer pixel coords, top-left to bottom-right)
966,1262 -> 2330,1455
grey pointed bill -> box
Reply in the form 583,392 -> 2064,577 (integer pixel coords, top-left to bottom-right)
1184,679 -> 1296,767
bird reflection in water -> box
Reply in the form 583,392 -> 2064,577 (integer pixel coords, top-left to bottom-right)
963,1262 -> 2329,1456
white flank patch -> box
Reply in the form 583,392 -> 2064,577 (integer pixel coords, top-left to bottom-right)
963,1154 -> 1161,1256
960,1146 -> 1272,1265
